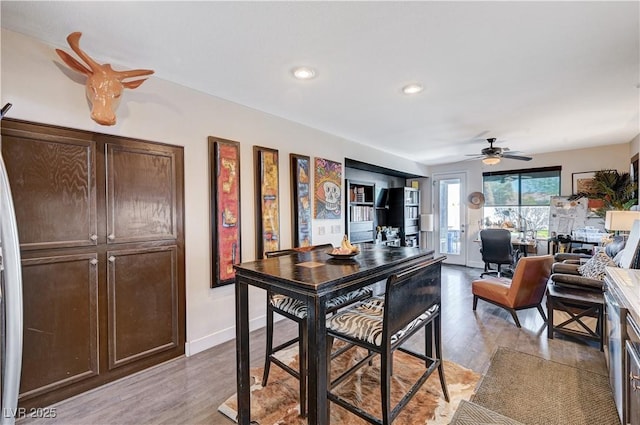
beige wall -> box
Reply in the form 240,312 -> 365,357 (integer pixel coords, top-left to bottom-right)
430,142 -> 638,268
1,29 -> 429,354
3,28 -> 637,353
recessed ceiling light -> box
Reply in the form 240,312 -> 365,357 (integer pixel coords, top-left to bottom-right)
402,83 -> 423,95
292,66 -> 317,80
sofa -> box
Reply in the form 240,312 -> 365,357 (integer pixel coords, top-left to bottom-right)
545,221 -> 640,349
549,226 -> 640,292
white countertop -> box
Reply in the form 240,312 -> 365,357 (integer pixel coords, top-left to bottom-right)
605,267 -> 640,323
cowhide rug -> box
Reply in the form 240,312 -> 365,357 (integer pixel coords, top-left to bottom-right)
219,345 -> 480,425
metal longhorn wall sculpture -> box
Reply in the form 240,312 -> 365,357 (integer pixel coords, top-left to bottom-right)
55,32 -> 154,126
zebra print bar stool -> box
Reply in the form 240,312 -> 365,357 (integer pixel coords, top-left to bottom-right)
262,244 -> 373,418
326,259 -> 448,425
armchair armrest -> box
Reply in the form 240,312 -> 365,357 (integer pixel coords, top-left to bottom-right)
549,273 -> 603,292
554,253 -> 591,262
551,262 -> 580,275
562,260 -> 581,265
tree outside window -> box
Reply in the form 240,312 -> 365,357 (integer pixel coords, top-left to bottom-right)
482,167 -> 561,239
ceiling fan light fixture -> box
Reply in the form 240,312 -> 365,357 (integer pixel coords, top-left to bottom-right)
402,83 -> 423,95
291,66 -> 317,80
482,156 -> 501,165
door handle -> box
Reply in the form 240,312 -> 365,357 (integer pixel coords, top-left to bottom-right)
630,372 -> 640,391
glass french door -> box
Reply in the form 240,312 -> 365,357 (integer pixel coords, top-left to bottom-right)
433,172 -> 467,265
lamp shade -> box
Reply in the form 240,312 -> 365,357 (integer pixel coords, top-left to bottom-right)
604,210 -> 640,231
420,214 -> 434,232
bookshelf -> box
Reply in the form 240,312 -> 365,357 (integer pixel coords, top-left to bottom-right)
345,180 -> 375,243
388,187 -> 420,247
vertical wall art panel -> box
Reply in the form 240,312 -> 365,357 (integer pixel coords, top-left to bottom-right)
290,154 -> 312,247
314,157 -> 342,220
208,137 -> 241,287
254,146 -> 280,259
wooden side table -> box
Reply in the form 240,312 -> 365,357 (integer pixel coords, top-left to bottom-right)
546,282 -> 604,351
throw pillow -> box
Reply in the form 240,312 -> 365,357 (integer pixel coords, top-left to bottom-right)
578,251 -> 617,280
605,236 -> 626,258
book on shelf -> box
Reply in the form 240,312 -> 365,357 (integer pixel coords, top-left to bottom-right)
349,205 -> 373,222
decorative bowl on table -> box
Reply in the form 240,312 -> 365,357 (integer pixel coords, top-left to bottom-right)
326,247 -> 360,259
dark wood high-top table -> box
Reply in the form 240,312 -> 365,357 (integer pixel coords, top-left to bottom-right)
234,244 -> 440,425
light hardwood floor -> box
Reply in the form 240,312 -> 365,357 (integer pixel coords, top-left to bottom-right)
17,264 -> 607,425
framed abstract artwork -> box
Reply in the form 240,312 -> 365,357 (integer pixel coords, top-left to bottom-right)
208,136 -> 241,288
290,153 -> 312,247
254,146 -> 280,259
314,157 -> 342,220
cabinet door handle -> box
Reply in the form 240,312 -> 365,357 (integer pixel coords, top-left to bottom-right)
108,256 -> 116,263
90,234 -> 98,241
90,258 -> 98,266
108,234 -> 115,241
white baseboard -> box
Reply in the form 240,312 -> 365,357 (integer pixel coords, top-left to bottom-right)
185,314 -> 266,356
467,260 -> 485,269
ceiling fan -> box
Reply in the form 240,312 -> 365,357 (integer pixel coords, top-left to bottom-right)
467,138 -> 532,165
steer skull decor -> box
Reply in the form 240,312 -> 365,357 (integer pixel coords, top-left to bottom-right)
55,32 -> 154,126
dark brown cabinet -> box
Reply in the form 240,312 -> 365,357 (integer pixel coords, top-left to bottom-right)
627,316 -> 640,424
106,143 -> 179,243
2,135 -> 97,250
1,119 -> 185,409
107,245 -> 180,370
20,253 -> 99,400
627,339 -> 640,425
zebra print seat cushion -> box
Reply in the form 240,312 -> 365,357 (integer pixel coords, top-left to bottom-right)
327,297 -> 439,347
270,287 -> 374,319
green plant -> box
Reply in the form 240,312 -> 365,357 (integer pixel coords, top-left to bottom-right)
569,169 -> 638,217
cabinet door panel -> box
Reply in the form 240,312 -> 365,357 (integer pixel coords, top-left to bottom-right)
1,131 -> 97,250
107,246 -> 179,369
20,254 -> 99,400
106,144 -> 177,243
628,340 -> 640,424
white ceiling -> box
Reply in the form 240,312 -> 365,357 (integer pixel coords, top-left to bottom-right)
2,1 -> 639,166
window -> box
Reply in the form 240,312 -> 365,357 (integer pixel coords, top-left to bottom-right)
482,167 -> 561,239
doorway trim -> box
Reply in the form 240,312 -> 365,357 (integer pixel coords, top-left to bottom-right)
432,171 -> 468,266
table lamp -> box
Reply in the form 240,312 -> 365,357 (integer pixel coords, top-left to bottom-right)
420,214 -> 434,249
604,210 -> 640,235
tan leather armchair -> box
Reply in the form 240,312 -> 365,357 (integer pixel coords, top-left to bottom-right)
472,255 -> 554,327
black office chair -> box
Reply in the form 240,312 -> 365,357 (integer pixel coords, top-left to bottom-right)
479,229 -> 516,278
262,244 -> 373,418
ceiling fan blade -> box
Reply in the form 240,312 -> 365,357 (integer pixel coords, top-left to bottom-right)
502,154 -> 532,161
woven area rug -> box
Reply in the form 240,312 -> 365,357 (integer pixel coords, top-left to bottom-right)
472,347 -> 620,425
449,400 -> 524,425
219,346 -> 480,424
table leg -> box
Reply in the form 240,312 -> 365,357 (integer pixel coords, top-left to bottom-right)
306,295 -> 328,425
547,295 -> 554,339
235,279 -> 251,425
